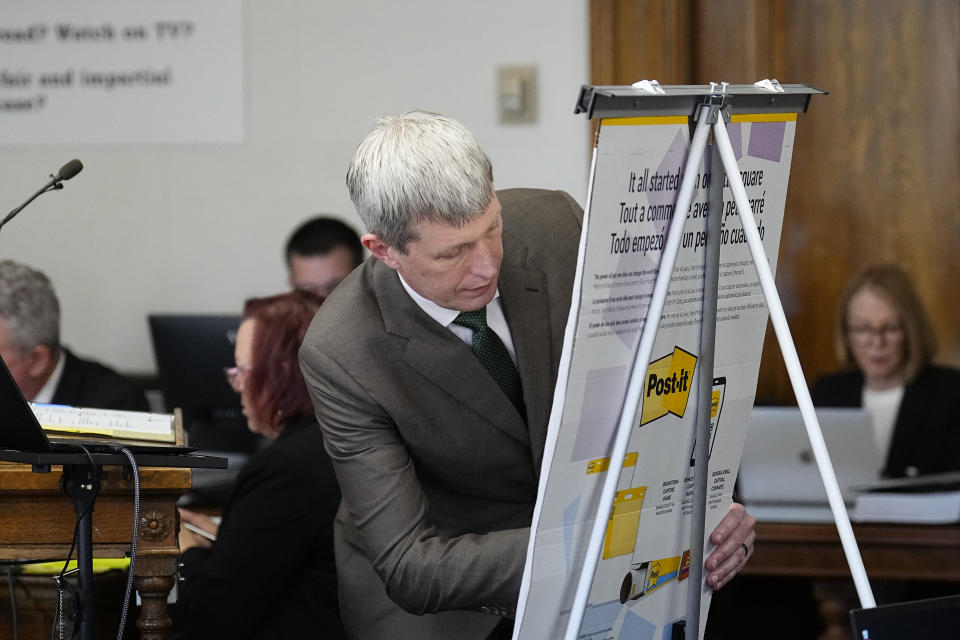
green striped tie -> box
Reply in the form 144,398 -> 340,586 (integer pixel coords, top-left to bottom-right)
454,308 -> 526,419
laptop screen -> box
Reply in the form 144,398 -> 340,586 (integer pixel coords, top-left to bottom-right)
850,594 -> 960,639
738,406 -> 879,507
0,354 -> 54,452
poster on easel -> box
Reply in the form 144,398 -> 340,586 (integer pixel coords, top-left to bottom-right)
514,107 -> 800,640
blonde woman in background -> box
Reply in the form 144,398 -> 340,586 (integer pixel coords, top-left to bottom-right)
812,264 -> 960,478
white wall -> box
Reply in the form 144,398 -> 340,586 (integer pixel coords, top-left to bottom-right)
0,0 -> 590,373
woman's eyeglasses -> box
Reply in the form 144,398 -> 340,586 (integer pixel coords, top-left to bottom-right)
224,364 -> 253,390
846,323 -> 903,344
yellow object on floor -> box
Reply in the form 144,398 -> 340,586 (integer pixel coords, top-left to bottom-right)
20,558 -> 130,575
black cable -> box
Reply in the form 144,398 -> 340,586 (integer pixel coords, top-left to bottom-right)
51,446 -> 100,640
115,448 -> 140,640
50,574 -> 61,640
56,447 -> 100,577
6,566 -> 18,640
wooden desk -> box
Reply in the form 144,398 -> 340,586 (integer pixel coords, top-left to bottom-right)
744,521 -> 960,581
742,521 -> 960,639
0,461 -> 191,639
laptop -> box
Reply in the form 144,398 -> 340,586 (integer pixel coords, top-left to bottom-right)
850,594 -> 960,639
0,355 -> 194,455
737,406 -> 879,522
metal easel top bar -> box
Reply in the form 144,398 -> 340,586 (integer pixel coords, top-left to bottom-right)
574,83 -> 826,120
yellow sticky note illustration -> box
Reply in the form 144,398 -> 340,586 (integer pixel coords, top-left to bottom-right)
602,486 -> 646,558
586,451 -> 638,475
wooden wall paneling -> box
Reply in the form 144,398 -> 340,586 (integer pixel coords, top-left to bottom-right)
589,0 -> 696,182
590,0 -> 960,405
694,0 -> 773,84
590,0 -> 618,85
753,0 -> 960,402
590,0 -> 694,85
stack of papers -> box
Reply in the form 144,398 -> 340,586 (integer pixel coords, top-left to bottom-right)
30,403 -> 176,443
851,471 -> 960,524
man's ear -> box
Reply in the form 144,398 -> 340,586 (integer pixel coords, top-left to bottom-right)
361,234 -> 401,270
25,344 -> 54,379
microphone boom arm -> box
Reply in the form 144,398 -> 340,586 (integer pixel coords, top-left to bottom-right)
0,160 -> 82,233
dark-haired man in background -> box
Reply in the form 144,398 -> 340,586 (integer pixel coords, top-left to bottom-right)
285,216 -> 364,298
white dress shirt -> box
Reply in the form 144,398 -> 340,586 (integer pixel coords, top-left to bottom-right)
862,384 -> 904,462
32,350 -> 66,404
397,274 -> 518,365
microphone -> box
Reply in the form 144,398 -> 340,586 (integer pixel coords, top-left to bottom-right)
56,159 -> 83,182
0,159 -> 84,233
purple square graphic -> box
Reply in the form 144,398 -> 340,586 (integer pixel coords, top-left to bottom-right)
580,600 -> 622,633
562,496 -> 580,568
572,365 -> 627,461
621,610 -> 657,640
747,121 -> 786,163
725,122 -> 743,160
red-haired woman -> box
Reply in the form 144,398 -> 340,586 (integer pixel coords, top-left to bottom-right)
177,290 -> 343,638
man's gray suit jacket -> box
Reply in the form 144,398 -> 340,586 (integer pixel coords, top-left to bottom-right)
299,188 -> 583,639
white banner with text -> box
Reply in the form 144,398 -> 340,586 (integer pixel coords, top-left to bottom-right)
0,0 -> 243,144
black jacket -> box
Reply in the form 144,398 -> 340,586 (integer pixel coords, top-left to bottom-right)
812,366 -> 960,477
51,348 -> 148,411
178,418 -> 343,638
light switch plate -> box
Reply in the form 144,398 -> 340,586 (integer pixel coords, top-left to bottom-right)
498,65 -> 537,124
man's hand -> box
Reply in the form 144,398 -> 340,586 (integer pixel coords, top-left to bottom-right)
704,502 -> 756,589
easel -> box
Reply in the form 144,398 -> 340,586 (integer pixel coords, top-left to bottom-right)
561,82 -> 873,640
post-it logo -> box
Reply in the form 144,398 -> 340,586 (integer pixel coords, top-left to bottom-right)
640,346 -> 697,426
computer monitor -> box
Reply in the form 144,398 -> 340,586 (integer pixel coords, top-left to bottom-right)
149,314 -> 265,508
850,594 -> 960,639
148,314 -> 258,454
149,314 -> 240,421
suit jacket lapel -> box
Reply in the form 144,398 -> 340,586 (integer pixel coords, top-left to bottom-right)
372,262 -> 530,446
499,237 -> 554,471
49,350 -> 76,405
885,378 -> 924,476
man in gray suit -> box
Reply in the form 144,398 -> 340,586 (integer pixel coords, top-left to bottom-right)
299,112 -> 756,639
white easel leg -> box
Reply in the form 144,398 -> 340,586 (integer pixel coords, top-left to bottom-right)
711,117 -> 876,609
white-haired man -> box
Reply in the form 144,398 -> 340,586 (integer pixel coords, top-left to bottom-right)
0,260 -> 147,411
299,112 -> 755,639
